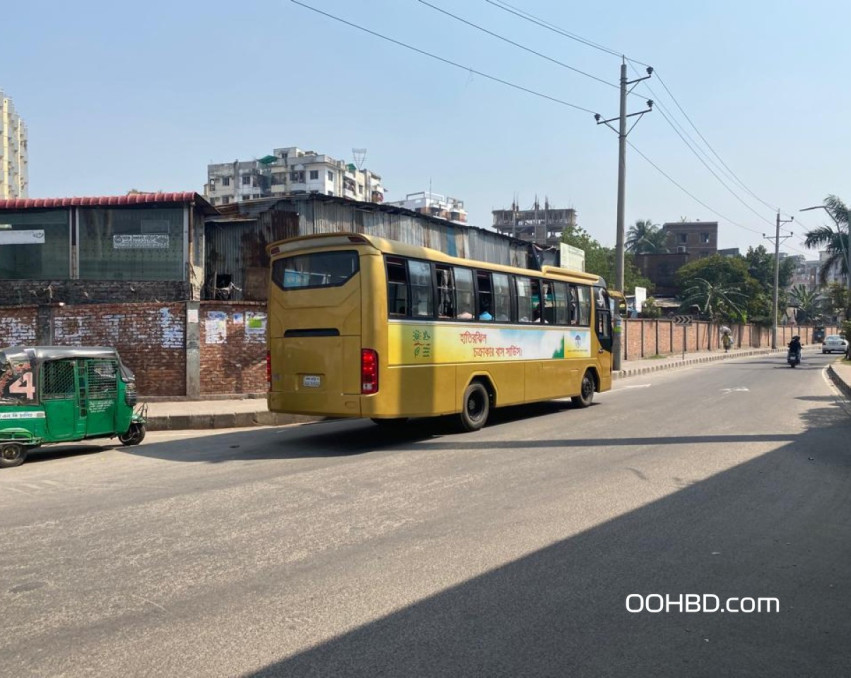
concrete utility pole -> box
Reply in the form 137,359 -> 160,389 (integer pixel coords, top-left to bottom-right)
595,61 -> 654,370
765,211 -> 793,349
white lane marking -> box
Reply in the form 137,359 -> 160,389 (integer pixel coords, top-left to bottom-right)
720,387 -> 750,394
621,384 -> 652,389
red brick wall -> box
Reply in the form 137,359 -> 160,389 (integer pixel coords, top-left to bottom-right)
0,307 -> 38,346
52,303 -> 186,397
199,303 -> 267,395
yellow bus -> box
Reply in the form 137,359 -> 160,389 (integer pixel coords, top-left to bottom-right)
266,233 -> 616,431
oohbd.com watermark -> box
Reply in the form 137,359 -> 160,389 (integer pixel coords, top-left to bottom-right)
626,594 -> 779,614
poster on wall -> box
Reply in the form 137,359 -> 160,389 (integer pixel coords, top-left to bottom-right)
232,313 -> 244,325
205,311 -> 227,344
245,312 -> 267,335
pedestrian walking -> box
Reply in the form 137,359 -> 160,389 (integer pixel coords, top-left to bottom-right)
722,330 -> 733,353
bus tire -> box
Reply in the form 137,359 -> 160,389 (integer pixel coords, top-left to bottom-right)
119,423 -> 146,446
458,382 -> 490,432
0,442 -> 27,468
571,371 -> 595,408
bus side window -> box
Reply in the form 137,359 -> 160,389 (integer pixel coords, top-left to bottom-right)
517,277 -> 535,323
542,281 -> 556,324
436,265 -> 454,318
454,267 -> 475,320
408,260 -> 434,318
476,271 -> 494,321
386,257 -> 409,316
492,272 -> 511,322
554,282 -> 569,325
576,285 -> 591,326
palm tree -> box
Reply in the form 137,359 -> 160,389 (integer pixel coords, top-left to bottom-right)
626,219 -> 669,254
788,284 -> 823,324
678,277 -> 747,322
803,195 -> 850,285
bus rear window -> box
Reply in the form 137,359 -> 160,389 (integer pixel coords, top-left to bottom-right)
272,251 -> 359,290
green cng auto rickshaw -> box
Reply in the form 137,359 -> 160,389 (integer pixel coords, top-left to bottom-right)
0,346 -> 147,468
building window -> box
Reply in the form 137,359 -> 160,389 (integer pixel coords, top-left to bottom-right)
242,175 -> 251,186
678,233 -> 688,243
327,170 -> 334,181
222,196 -> 230,205
290,171 -> 305,183
701,232 -> 711,243
221,177 -> 230,187
357,184 -> 363,194
78,207 -> 184,281
0,209 -> 71,280
309,170 -> 319,180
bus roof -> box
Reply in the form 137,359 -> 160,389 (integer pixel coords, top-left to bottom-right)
267,232 -> 605,286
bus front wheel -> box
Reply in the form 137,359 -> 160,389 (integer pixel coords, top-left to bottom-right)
571,372 -> 595,408
458,382 -> 490,432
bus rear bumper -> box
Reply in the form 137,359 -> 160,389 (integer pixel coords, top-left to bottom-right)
268,391 -> 362,418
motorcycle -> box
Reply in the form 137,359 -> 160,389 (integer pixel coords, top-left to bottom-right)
787,347 -> 801,368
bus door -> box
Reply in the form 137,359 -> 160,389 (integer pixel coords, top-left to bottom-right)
594,286 -> 613,390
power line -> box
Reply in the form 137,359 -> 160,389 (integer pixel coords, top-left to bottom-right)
627,140 -> 763,237
418,1 -> 619,90
485,0 -> 801,229
625,63 -> 776,229
485,0 -> 641,63
290,0 -> 598,115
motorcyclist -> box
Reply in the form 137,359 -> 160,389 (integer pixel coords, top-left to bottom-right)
788,335 -> 802,361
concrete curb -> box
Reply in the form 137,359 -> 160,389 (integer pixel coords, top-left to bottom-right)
146,411 -> 321,432
828,364 -> 851,401
613,348 -> 784,379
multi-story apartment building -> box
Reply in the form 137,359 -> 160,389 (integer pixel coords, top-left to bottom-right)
386,191 -> 467,224
204,147 -> 384,207
0,91 -> 28,199
661,221 -> 718,257
491,200 -> 577,247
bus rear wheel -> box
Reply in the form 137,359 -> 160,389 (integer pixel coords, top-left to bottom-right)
0,442 -> 27,469
458,382 -> 490,432
571,371 -> 595,408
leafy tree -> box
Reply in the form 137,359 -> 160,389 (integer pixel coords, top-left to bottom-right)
803,194 -> 850,286
625,219 -> 668,254
788,284 -> 824,324
675,255 -> 765,323
639,297 -> 662,318
561,224 -> 653,294
824,282 -> 851,321
678,277 -> 747,322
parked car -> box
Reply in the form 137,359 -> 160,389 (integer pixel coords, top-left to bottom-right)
821,335 -> 849,354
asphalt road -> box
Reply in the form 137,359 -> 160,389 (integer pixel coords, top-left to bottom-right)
2,352 -> 850,677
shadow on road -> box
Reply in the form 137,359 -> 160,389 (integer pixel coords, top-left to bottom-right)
241,401 -> 851,677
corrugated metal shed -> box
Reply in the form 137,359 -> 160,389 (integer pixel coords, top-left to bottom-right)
204,195 -> 547,300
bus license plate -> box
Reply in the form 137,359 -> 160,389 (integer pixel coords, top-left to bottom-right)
302,375 -> 321,388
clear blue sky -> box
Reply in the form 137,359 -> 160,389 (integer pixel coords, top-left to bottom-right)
6,0 -> 850,258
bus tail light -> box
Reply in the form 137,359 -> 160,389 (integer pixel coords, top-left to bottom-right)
266,350 -> 271,387
361,349 -> 378,394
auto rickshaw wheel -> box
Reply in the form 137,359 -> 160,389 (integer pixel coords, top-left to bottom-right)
119,423 -> 146,446
0,442 -> 27,468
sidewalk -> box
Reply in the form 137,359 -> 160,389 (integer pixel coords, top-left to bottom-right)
142,347 -> 851,431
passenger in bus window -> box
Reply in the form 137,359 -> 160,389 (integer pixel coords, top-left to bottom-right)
479,302 -> 493,321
